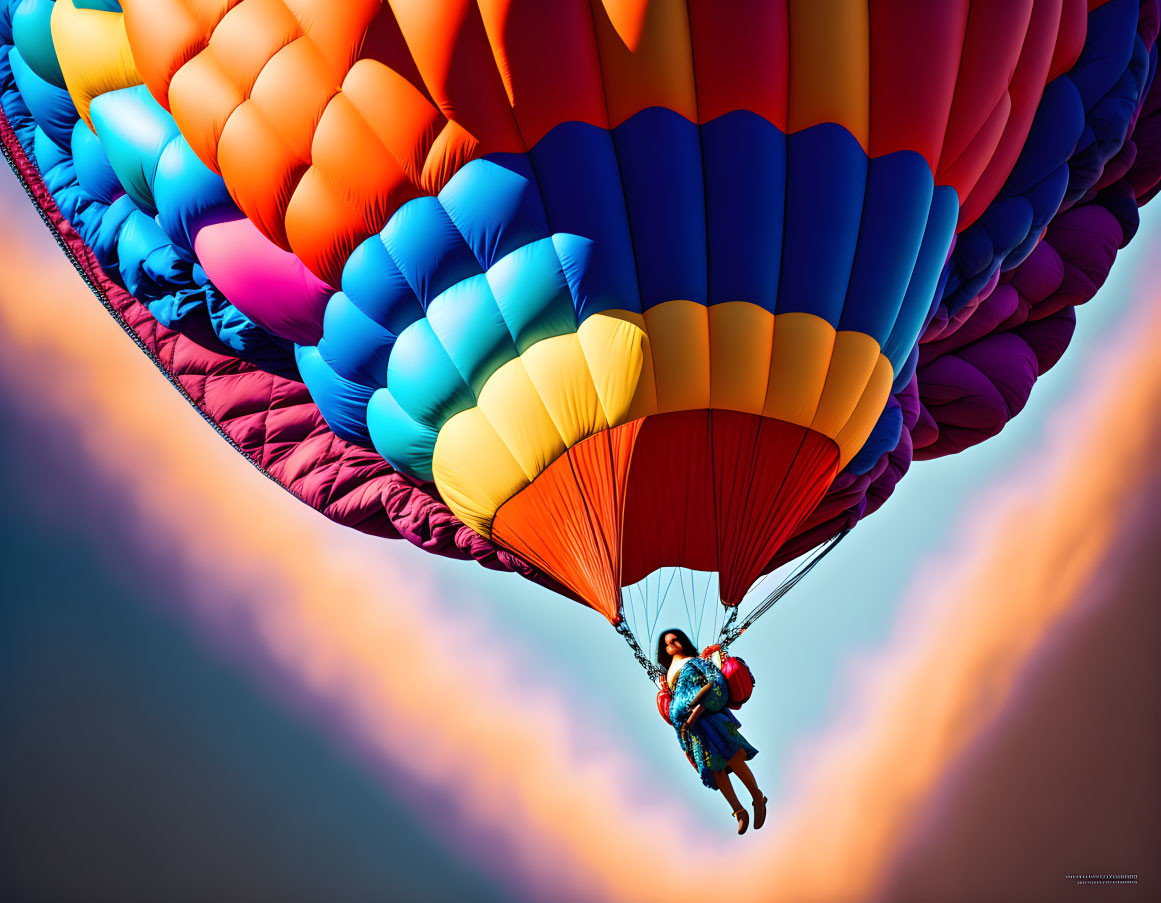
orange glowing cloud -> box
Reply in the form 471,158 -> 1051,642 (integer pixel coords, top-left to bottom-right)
2,176 -> 1159,902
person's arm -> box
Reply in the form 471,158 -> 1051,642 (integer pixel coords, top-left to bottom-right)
684,682 -> 714,727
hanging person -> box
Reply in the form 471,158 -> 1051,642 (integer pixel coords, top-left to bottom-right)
657,629 -> 766,834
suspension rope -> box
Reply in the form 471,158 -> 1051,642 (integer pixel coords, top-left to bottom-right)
718,603 -> 741,650
617,529 -> 850,683
718,529 -> 850,654
616,619 -> 665,684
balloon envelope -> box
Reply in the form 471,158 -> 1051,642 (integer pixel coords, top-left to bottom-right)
2,0 -> 1159,632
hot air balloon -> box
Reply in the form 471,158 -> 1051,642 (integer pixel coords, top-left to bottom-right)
2,0 -> 1159,679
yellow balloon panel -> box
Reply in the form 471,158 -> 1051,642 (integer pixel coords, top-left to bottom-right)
431,302 -> 894,538
643,300 -> 711,413
763,312 -> 836,426
477,360 -> 568,482
432,407 -> 530,537
811,330 -> 882,439
709,302 -> 775,415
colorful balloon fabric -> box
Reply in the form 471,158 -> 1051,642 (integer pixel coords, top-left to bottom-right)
3,1 -> 1160,625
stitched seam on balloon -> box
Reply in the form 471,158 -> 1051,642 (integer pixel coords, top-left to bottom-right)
169,0 -> 227,105
857,9 -> 968,376
824,189 -> 872,427
961,7 -> 1061,227
492,356 -> 570,481
461,56 -> 589,344
681,0 -> 709,302
681,0 -> 713,342
395,196 -> 600,459
357,8 -> 543,299
210,3 -> 349,259
930,2 -> 975,182
937,23 -> 1142,346
878,183 -> 952,372
937,3 -> 1032,197
583,0 -> 648,328
180,4 -> 304,171
386,2 -> 524,181
208,4 -> 457,261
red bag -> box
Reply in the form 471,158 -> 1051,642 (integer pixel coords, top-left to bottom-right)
701,645 -> 757,710
720,655 -> 756,710
656,686 -> 674,725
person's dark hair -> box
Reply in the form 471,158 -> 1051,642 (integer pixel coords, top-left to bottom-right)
656,628 -> 697,671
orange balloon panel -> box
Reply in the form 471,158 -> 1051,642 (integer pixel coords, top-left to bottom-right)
493,411 -> 839,620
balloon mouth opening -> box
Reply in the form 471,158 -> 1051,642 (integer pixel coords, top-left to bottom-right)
620,567 -> 725,658
491,409 -> 839,622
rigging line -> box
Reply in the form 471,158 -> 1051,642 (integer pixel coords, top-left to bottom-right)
562,447 -> 619,627
737,565 -> 778,627
695,571 -> 712,647
680,568 -> 698,641
721,529 -> 849,648
737,550 -> 793,632
706,576 -> 720,642
733,437 -> 821,628
641,579 -> 656,652
649,566 -> 681,642
724,413 -> 770,585
616,619 -> 664,683
746,534 -> 842,625
643,569 -> 657,648
622,585 -> 640,646
633,582 -> 647,638
686,570 -> 699,645
632,575 -> 647,651
690,569 -> 705,645
718,604 -> 741,654
644,569 -> 660,641
636,574 -> 652,655
651,570 -> 672,646
725,532 -> 840,649
602,425 -> 622,613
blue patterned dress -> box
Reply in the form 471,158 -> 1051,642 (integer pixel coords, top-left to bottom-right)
669,656 -> 759,789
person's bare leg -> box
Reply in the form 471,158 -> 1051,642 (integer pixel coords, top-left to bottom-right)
729,752 -> 761,798
714,770 -> 748,834
729,752 -> 767,829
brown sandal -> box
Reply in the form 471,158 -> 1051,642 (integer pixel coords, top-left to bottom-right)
732,807 -> 749,835
753,795 -> 768,830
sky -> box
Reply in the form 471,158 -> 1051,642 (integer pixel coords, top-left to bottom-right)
1,167 -> 1159,902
